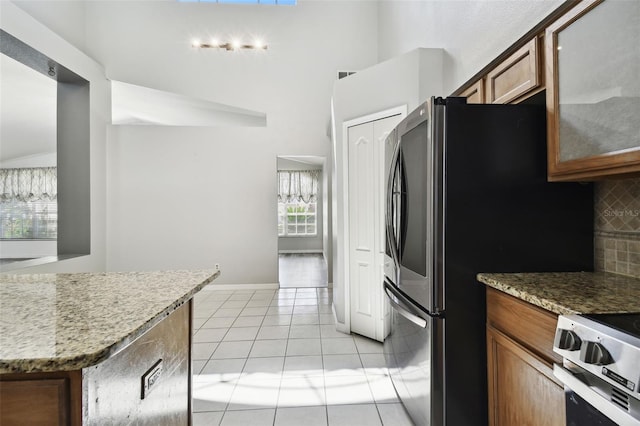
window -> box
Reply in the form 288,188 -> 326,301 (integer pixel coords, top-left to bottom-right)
278,170 -> 320,237
0,167 -> 58,240
277,169 -> 319,237
278,200 -> 316,236
0,200 -> 57,240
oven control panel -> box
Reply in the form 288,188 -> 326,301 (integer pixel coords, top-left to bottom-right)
554,314 -> 640,398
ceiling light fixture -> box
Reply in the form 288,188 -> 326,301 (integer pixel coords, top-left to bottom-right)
191,39 -> 268,51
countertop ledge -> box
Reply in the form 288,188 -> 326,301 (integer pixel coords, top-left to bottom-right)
0,269 -> 220,374
477,271 -> 640,316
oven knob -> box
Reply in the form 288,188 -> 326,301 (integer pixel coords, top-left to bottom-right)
580,341 -> 612,365
554,329 -> 581,351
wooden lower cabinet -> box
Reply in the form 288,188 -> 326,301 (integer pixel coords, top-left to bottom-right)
0,375 -> 79,425
486,288 -> 565,426
0,302 -> 192,426
487,326 -> 565,426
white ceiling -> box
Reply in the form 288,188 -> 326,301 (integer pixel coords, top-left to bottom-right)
0,53 -> 57,164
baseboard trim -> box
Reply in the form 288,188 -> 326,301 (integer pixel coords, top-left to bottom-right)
278,250 -> 323,254
202,283 -> 280,291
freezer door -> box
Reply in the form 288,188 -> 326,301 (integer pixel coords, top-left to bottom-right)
383,280 -> 444,426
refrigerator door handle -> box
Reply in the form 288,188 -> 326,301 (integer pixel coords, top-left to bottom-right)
386,137 -> 402,279
384,280 -> 428,329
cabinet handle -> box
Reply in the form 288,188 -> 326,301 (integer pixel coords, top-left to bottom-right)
141,359 -> 163,400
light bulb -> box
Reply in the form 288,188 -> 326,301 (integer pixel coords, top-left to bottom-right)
253,39 -> 264,49
192,39 -> 201,48
231,39 -> 242,50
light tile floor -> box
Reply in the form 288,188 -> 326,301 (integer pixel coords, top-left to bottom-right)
192,287 -> 414,426
278,254 -> 328,288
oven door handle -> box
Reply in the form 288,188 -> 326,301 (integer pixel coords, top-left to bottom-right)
553,364 -> 640,426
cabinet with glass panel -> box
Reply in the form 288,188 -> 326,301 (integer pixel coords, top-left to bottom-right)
546,0 -> 640,180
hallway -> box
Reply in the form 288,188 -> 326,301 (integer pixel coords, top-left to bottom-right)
278,253 -> 328,288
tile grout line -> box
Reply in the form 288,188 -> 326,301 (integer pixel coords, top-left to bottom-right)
197,287 -> 384,426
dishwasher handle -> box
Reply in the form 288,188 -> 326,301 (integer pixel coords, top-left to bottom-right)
384,279 -> 428,329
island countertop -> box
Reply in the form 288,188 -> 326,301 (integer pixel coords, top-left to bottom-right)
0,269 -> 219,374
477,271 -> 640,315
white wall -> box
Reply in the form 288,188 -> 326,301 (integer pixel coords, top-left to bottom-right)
331,48 -> 444,324
377,0 -> 563,95
1,0 -> 109,273
321,156 -> 331,282
89,1 -> 378,283
0,152 -> 56,169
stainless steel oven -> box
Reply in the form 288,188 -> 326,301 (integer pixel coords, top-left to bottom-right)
553,314 -> 640,425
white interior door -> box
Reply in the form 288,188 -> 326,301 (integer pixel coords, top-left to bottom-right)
348,114 -> 403,341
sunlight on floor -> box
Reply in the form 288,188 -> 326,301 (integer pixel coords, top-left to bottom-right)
191,287 -> 414,425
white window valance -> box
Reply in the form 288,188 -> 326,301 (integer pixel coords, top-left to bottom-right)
278,170 -> 319,203
0,167 -> 57,202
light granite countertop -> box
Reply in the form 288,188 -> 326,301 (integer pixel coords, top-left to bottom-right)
0,269 -> 219,374
477,272 -> 640,316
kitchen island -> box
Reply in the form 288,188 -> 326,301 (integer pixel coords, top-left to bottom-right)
0,269 -> 219,425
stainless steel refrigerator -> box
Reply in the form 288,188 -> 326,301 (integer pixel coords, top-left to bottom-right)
383,96 -> 593,426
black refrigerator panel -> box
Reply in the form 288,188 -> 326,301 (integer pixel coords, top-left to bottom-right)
443,102 -> 593,276
440,101 -> 593,426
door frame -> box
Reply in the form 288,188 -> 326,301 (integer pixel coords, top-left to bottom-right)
340,105 -> 407,335
276,155 -> 327,287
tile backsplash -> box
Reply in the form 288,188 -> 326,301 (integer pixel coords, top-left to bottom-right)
594,177 -> 640,278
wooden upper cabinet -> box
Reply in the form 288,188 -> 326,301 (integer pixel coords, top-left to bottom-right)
486,37 -> 541,104
546,0 -> 640,181
460,79 -> 485,104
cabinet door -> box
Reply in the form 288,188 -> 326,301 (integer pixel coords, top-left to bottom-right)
0,379 -> 69,425
460,79 -> 485,104
487,37 -> 541,104
0,370 -> 82,426
487,326 -> 565,426
546,0 -> 640,180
